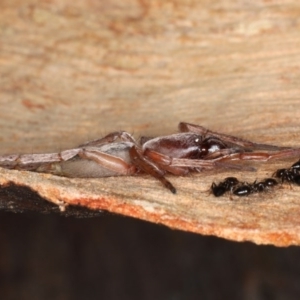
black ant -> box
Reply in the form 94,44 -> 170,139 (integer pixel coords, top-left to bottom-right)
232,178 -> 278,197
273,169 -> 295,183
211,177 -> 239,197
273,159 -> 300,185
212,158 -> 300,198
212,177 -> 279,197
253,178 -> 278,192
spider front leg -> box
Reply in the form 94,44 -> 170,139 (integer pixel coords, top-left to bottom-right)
170,157 -> 255,172
223,147 -> 300,162
179,122 -> 290,151
130,147 -> 255,194
143,148 -> 252,173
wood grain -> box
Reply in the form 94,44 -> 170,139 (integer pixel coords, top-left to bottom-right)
1,0 -> 300,246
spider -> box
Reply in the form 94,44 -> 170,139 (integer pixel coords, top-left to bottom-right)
1,122 -> 300,193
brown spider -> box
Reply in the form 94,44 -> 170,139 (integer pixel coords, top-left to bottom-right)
1,122 -> 300,193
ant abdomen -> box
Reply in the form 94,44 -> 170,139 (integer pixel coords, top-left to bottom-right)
233,185 -> 252,196
264,178 -> 278,187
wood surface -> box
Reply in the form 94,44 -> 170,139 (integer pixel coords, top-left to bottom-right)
1,0 -> 300,246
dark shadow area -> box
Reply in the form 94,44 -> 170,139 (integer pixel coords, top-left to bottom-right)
0,211 -> 300,300
0,183 -> 103,217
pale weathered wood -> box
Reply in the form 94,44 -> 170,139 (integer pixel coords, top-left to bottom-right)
1,0 -> 300,246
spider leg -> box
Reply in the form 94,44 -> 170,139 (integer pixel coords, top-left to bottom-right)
79,131 -> 136,147
144,149 -> 189,175
178,122 -> 290,151
144,148 -> 255,172
77,148 -> 136,175
170,157 -> 255,172
0,148 -> 81,171
203,148 -> 244,160
224,148 -> 300,162
129,146 -> 177,193
145,145 -> 254,171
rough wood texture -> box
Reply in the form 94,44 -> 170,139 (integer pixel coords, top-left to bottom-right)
1,0 -> 300,246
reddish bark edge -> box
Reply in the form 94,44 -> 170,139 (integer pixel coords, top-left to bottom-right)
64,196 -> 298,247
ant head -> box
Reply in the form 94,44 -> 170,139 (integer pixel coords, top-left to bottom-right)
293,175 -> 300,185
211,182 -> 227,197
273,168 -> 287,178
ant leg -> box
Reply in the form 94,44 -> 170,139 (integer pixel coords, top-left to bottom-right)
129,146 -> 177,193
77,148 -> 136,175
178,122 -> 290,151
79,131 -> 136,147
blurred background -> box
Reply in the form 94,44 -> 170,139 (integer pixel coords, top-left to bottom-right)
1,212 -> 300,300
